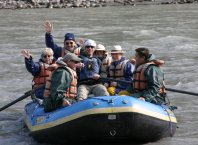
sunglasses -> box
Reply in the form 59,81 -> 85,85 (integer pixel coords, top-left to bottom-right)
85,46 -> 94,49
43,55 -> 51,58
65,42 -> 74,45
71,60 -> 79,64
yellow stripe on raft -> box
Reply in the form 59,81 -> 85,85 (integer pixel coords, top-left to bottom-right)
25,106 -> 177,132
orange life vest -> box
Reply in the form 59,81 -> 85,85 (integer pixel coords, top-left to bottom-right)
44,66 -> 78,99
109,59 -> 129,80
32,62 -> 52,89
62,47 -> 81,57
133,61 -> 165,94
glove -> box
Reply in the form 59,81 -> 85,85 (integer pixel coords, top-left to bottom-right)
107,87 -> 116,96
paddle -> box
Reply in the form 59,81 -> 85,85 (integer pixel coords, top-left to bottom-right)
100,78 -> 198,96
0,86 -> 43,112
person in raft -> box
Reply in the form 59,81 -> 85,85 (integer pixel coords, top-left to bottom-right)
93,44 -> 112,78
119,47 -> 166,105
21,48 -> 55,99
76,39 -> 109,101
104,45 -> 135,95
43,53 -> 82,112
44,21 -> 82,59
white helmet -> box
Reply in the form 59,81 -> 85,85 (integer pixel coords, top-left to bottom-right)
84,39 -> 96,48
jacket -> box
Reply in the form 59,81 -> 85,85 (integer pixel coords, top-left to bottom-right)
43,61 -> 77,112
78,55 -> 101,85
127,54 -> 165,104
25,57 -> 52,99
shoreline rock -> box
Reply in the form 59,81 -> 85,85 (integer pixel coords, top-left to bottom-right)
0,0 -> 197,9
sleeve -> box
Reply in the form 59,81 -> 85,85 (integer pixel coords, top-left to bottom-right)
50,69 -> 72,107
24,56 -> 41,76
126,85 -> 133,94
96,57 -> 102,74
100,65 -> 110,85
117,62 -> 134,90
45,32 -> 62,59
140,66 -> 162,102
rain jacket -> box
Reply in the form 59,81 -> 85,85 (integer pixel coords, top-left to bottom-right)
25,56 -> 50,99
78,55 -> 102,86
43,61 -> 76,112
127,54 -> 165,104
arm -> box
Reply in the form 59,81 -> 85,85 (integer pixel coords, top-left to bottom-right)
21,49 -> 41,76
92,57 -> 101,80
45,33 -> 62,60
25,57 -> 41,76
44,21 -> 62,59
50,69 -> 72,107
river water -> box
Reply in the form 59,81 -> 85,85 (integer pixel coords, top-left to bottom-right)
0,4 -> 198,145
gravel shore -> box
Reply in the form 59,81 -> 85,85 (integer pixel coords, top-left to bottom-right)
0,0 -> 197,9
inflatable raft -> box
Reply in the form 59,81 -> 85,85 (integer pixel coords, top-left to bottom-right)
24,96 -> 177,144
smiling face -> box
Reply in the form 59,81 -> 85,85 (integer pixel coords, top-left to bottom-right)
64,40 -> 76,52
85,46 -> 95,57
43,54 -> 52,64
41,48 -> 54,64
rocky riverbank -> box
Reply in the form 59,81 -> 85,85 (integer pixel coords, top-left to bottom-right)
0,0 -> 197,9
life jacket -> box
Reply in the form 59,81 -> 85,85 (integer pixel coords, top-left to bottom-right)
100,56 -> 112,78
62,47 -> 81,57
133,61 -> 165,94
32,62 -> 52,89
109,59 -> 129,80
44,66 -> 78,99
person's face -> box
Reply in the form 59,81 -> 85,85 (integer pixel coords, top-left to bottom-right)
43,54 -> 52,64
85,46 -> 95,56
64,40 -> 75,51
67,60 -> 78,70
94,51 -> 105,58
111,53 -> 122,61
135,53 -> 145,66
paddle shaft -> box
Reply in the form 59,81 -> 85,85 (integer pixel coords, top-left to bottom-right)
0,90 -> 33,112
165,87 -> 198,96
101,78 -> 198,96
101,78 -> 131,84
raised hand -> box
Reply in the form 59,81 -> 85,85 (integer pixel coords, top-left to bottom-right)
78,38 -> 85,47
21,49 -> 31,59
44,21 -> 53,33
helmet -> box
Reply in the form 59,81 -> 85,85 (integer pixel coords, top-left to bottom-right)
84,39 -> 96,48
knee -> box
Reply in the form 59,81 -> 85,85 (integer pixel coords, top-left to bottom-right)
118,90 -> 131,96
